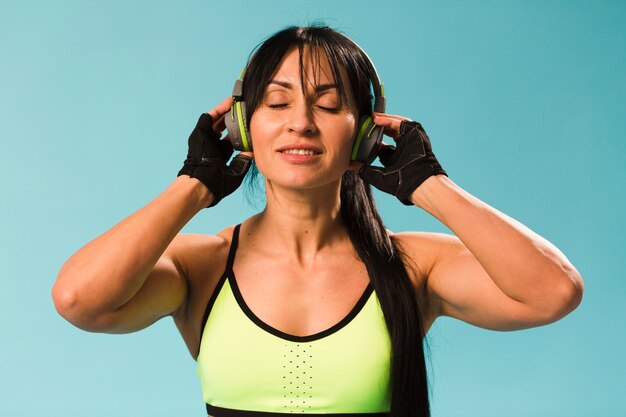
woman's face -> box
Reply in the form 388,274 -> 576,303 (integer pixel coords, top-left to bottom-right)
249,45 -> 359,191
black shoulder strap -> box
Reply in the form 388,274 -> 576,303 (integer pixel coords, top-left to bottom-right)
225,224 -> 241,272
196,223 -> 242,358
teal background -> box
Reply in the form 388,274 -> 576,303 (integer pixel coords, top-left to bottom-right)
1,1 -> 624,416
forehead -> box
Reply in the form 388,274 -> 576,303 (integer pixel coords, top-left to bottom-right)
266,44 -> 356,110
270,45 -> 350,91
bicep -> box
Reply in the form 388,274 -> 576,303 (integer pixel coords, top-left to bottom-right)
98,237 -> 189,334
402,232 -> 551,331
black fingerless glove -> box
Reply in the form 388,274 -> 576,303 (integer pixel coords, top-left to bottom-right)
177,113 -> 252,208
359,120 -> 447,205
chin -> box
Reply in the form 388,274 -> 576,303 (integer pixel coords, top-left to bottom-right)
264,172 -> 343,192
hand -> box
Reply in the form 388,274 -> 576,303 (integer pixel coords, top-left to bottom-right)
177,97 -> 253,208
358,112 -> 447,205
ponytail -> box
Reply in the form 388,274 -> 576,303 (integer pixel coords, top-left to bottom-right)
340,171 -> 431,417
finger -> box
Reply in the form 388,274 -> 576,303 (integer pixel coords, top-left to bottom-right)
207,96 -> 233,121
382,125 -> 402,140
373,111 -> 412,122
372,116 -> 401,134
238,151 -> 254,158
372,113 -> 409,140
213,113 -> 227,134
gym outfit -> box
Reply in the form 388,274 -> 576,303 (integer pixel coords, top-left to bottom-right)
196,224 -> 392,416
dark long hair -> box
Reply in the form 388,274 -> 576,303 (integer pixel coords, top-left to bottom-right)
241,25 -> 432,417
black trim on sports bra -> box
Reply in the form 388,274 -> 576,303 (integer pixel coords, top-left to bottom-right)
206,404 -> 390,417
197,224 -> 242,355
198,223 -> 375,348
229,271 -> 373,342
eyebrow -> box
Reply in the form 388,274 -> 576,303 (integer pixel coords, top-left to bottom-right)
268,79 -> 339,93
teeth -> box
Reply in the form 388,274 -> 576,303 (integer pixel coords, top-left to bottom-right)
281,149 -> 318,155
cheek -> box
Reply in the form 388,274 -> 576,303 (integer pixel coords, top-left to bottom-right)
339,116 -> 359,155
248,112 -> 264,146
249,114 -> 270,153
248,113 -> 273,172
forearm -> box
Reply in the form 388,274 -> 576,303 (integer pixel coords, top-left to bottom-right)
53,175 -> 213,313
410,175 -> 583,312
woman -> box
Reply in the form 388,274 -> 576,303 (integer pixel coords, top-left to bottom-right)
52,25 -> 584,417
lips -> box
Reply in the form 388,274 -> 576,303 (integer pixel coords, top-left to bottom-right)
275,143 -> 323,163
276,144 -> 323,155
281,149 -> 319,155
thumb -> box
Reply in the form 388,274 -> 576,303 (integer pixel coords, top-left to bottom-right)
226,154 -> 253,176
377,143 -> 396,167
358,164 -> 391,192
222,154 -> 254,198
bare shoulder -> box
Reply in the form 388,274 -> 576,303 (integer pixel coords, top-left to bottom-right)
392,230 -> 460,264
168,226 -> 236,320
170,227 -> 234,273
390,230 -> 462,328
166,225 -> 242,358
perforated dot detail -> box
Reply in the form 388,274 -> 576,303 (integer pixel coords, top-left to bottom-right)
281,343 -> 314,411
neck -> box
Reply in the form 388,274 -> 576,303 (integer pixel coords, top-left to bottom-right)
248,179 -> 348,264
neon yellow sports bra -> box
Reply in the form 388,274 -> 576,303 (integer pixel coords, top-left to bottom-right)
196,225 -> 392,417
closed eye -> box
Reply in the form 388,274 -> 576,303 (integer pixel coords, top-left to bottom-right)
317,106 -> 340,112
268,104 -> 339,113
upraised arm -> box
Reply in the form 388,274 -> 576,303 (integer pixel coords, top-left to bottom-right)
52,176 -> 210,333
362,114 -> 583,330
52,97 -> 252,333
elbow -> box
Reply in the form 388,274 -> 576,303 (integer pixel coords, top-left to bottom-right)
51,280 -> 113,333
565,270 -> 584,312
52,281 -> 78,321
547,270 -> 584,321
560,260 -> 584,311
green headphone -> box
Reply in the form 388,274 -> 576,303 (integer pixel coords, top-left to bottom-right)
224,45 -> 386,165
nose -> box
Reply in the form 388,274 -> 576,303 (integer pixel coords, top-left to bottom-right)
286,98 -> 317,136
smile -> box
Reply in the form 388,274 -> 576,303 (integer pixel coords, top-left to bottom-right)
279,149 -> 321,155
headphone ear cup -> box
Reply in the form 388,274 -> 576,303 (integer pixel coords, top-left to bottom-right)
352,115 -> 383,164
224,100 -> 253,152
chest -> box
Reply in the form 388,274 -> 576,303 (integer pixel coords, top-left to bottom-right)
232,251 -> 371,337
175,232 -> 433,360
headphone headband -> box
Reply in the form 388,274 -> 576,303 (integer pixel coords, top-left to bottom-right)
354,44 -> 386,114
